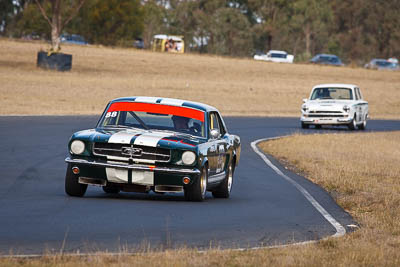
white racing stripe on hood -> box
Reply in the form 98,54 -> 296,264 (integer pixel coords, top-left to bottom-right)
134,132 -> 172,147
108,131 -> 139,144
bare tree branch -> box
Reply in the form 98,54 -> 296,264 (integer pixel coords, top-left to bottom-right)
62,0 -> 86,30
34,0 -> 53,26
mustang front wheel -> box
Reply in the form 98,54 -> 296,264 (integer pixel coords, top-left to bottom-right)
212,161 -> 234,198
65,163 -> 87,197
184,167 -> 207,201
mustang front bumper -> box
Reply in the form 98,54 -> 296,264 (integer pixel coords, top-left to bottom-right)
65,157 -> 200,186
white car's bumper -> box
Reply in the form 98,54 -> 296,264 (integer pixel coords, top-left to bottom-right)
300,115 -> 352,125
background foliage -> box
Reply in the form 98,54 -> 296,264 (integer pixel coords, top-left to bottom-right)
1,0 -> 399,63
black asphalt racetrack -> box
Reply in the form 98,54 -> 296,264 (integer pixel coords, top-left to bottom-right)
1,116 -> 399,255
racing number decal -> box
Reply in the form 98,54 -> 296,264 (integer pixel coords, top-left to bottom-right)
105,111 -> 118,118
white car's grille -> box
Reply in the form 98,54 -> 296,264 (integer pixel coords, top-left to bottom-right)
308,114 -> 346,118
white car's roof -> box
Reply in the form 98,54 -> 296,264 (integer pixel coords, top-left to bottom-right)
312,83 -> 357,90
153,34 -> 183,41
268,50 -> 287,54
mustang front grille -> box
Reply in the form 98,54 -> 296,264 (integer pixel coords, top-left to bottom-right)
93,142 -> 171,162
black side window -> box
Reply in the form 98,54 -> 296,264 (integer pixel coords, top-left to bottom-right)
209,113 -> 220,135
209,112 -> 227,138
215,113 -> 226,136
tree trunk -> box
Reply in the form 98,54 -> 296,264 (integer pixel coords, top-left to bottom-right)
35,0 -> 86,52
305,23 -> 311,56
267,34 -> 272,51
51,0 -> 61,51
51,23 -> 61,52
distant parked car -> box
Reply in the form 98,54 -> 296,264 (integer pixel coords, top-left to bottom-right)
310,54 -> 343,66
364,59 -> 399,70
133,38 -> 144,49
254,50 -> 294,63
60,34 -> 88,45
300,84 -> 368,130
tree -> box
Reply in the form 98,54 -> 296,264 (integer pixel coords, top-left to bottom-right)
249,0 -> 290,52
142,0 -> 167,48
0,0 -> 14,34
14,2 -> 50,39
289,0 -> 333,59
80,0 -> 143,46
34,0 -> 85,51
210,7 -> 252,56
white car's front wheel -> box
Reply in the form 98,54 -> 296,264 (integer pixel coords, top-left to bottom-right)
348,114 -> 357,130
301,122 -> 309,129
358,115 -> 367,130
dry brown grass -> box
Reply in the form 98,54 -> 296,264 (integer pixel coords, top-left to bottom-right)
258,131 -> 400,266
2,132 -> 400,266
1,38 -> 400,117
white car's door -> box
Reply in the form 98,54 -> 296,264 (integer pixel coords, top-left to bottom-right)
354,87 -> 368,121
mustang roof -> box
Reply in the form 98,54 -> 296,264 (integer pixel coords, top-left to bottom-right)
312,83 -> 357,89
109,97 -> 218,112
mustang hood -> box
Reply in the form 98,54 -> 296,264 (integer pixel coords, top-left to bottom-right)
72,128 -> 204,149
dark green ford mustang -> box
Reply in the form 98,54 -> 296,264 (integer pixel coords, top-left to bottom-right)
65,97 -> 241,201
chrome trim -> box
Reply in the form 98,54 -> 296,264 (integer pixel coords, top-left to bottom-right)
154,185 -> 184,193
92,143 -> 171,163
65,157 -> 200,175
78,177 -> 107,186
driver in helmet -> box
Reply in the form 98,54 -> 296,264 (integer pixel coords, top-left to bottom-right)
172,115 -> 190,130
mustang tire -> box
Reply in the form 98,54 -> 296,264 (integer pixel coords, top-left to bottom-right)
65,163 -> 87,197
184,167 -> 208,202
102,184 -> 121,194
212,161 -> 234,198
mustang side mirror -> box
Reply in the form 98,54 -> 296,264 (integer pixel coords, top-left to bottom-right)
302,98 -> 307,103
210,129 -> 220,139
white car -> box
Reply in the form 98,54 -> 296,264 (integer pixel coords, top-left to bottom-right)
300,84 -> 369,130
254,50 -> 294,63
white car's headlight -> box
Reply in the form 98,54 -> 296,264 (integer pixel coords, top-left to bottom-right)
70,140 -> 85,155
343,105 -> 350,112
182,151 -> 196,165
302,105 -> 308,112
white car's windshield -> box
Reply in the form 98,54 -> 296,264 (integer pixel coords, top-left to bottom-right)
98,102 -> 206,137
270,53 -> 287,58
310,88 -> 353,100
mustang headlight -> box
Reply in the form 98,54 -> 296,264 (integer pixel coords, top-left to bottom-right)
343,105 -> 350,112
182,151 -> 196,165
70,140 -> 85,155
302,105 -> 308,112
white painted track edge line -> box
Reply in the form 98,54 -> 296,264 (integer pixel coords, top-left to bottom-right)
250,136 -> 346,238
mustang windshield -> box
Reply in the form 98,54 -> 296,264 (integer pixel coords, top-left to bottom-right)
310,88 -> 353,100
98,102 -> 206,137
